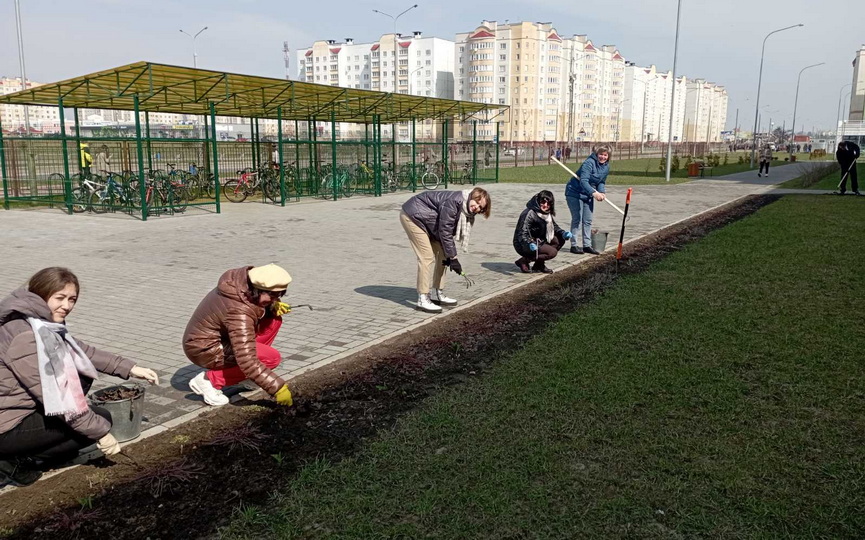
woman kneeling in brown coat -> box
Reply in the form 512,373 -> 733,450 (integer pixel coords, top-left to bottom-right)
183,264 -> 294,408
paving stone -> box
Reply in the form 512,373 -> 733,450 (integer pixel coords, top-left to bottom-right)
0,163 -> 818,438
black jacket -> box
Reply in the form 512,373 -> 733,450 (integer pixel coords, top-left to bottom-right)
513,198 -> 565,256
836,142 -> 860,167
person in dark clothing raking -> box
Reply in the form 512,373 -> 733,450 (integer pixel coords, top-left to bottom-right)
513,190 -> 572,274
834,141 -> 860,196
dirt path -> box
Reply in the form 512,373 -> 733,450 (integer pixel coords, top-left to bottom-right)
0,195 -> 779,539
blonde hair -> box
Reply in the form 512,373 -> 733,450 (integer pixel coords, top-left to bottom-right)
595,145 -> 612,157
468,187 -> 491,219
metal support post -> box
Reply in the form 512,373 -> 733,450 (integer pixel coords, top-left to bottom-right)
133,96 -> 148,221
442,119 -> 449,188
58,98 -> 71,213
278,106 -> 286,206
331,111 -> 338,201
145,112 -> 152,172
495,121 -> 500,183
411,117 -> 416,192
472,120 -> 478,185
210,103 -> 221,214
0,113 -> 8,210
73,108 -> 82,172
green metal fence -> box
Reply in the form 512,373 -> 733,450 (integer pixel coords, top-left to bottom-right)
1,113 -> 499,218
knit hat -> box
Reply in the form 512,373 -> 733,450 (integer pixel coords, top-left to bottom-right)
247,264 -> 292,291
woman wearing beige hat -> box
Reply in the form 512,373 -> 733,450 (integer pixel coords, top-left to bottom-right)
183,264 -> 294,407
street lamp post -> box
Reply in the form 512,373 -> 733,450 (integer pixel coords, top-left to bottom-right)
179,26 -> 209,68
373,4 -> 419,90
749,23 -> 804,168
789,62 -> 824,160
664,0 -> 683,182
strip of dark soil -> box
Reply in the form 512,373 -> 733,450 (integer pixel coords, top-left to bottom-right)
92,385 -> 144,403
0,195 -> 779,539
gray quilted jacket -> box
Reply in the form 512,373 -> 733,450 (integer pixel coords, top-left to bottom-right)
0,288 -> 135,440
402,190 -> 466,258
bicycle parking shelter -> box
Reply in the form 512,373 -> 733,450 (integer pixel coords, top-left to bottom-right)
0,61 -> 506,220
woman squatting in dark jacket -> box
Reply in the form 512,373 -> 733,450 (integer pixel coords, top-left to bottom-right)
400,187 -> 491,313
0,267 -> 159,486
513,190 -> 572,274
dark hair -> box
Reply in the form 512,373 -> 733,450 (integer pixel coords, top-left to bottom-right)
28,267 -> 80,302
468,187 -> 492,219
536,190 -> 556,216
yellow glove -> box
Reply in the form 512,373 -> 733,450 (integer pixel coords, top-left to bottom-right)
272,301 -> 291,317
275,384 -> 293,406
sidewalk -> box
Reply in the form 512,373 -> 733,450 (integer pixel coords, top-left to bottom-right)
0,163 -> 814,447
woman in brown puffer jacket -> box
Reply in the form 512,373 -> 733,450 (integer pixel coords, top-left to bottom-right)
0,267 -> 159,487
182,264 -> 294,408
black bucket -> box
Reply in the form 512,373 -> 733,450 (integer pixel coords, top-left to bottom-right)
91,382 -> 146,442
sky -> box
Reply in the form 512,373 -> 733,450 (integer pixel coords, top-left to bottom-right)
1,0 -> 862,132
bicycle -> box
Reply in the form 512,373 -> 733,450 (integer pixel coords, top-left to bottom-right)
419,161 -> 441,190
132,176 -> 189,215
90,170 -> 136,213
69,176 -> 106,213
320,164 -> 355,200
222,168 -> 279,203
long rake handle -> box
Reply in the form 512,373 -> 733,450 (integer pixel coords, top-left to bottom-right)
837,157 -> 859,191
550,156 -> 626,216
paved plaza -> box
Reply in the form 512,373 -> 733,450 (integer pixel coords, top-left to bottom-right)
0,162 -> 824,440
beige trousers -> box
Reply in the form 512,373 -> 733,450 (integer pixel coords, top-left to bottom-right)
400,211 -> 446,294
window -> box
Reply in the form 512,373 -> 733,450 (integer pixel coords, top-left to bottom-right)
425,70 -> 431,76
499,66 -> 506,72
499,76 -> 505,82
500,43 -> 506,49
425,60 -> 431,65
426,49 -> 431,55
499,54 -> 506,60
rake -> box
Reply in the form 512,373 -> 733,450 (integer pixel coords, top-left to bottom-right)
459,273 -> 475,288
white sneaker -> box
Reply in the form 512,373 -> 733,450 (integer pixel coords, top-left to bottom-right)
189,372 -> 229,406
417,293 -> 443,313
430,289 -> 457,306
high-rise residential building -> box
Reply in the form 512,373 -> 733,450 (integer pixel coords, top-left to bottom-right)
454,21 -> 625,143
621,64 -> 687,143
295,33 -> 454,140
0,77 -> 60,132
683,79 -> 728,143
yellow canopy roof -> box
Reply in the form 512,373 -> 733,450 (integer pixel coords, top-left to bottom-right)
0,61 -> 507,124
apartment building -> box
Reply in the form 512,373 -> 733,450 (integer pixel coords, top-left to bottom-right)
454,21 -> 625,143
295,33 -> 454,139
621,65 -> 688,143
0,77 -> 60,132
848,45 -> 865,122
683,79 -> 728,143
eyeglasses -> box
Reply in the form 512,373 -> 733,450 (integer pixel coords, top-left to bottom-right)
257,289 -> 286,298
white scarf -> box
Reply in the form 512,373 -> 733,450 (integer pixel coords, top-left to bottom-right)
27,318 -> 98,422
454,188 -> 475,252
537,210 -> 555,243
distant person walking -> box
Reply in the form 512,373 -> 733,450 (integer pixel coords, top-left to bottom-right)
758,144 -> 772,177
93,145 -> 111,176
835,141 -> 861,196
565,146 -> 610,255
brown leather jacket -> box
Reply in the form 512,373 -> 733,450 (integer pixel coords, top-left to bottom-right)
182,267 -> 285,395
0,288 -> 135,439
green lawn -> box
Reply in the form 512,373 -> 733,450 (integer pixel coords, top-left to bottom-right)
779,162 -> 861,190
497,153 -> 815,185
221,196 -> 865,539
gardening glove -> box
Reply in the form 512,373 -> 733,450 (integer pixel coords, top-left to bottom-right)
529,242 -> 538,252
562,231 -> 573,240
130,365 -> 159,385
272,301 -> 291,317
444,258 -> 463,275
275,384 -> 293,407
97,433 -> 121,456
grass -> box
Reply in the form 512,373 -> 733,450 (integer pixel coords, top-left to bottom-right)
221,196 -> 865,539
779,162 -> 862,190
497,153 -> 817,185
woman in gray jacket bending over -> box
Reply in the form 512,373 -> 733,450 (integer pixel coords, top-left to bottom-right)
0,267 -> 158,486
400,187 -> 491,312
